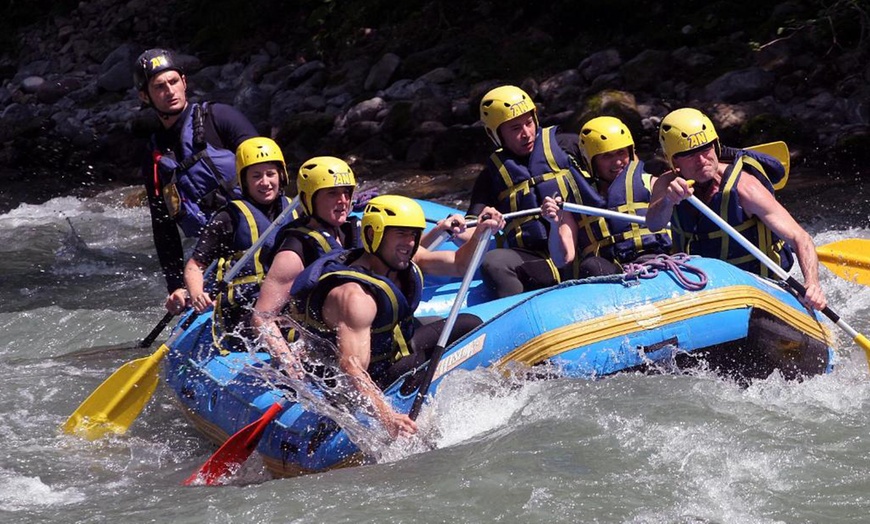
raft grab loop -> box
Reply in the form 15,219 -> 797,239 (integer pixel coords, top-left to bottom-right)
622,253 -> 708,291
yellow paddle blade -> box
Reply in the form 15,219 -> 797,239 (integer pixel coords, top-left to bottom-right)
817,239 -> 870,286
746,141 -> 790,190
62,344 -> 169,440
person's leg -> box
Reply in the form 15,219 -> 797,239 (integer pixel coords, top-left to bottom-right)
480,248 -> 526,298
376,313 -> 482,388
576,255 -> 621,278
482,248 -> 561,298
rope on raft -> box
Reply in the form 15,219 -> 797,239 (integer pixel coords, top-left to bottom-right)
622,253 -> 709,291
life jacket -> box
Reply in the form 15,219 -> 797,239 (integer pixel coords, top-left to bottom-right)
671,152 -> 794,277
270,215 -> 362,268
291,248 -> 423,381
578,160 -> 673,265
151,102 -> 241,238
486,126 -> 605,253
212,196 -> 296,345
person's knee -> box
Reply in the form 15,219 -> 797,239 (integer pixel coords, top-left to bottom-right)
481,250 -> 515,286
578,256 -> 621,278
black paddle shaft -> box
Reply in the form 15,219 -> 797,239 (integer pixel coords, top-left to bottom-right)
137,311 -> 175,348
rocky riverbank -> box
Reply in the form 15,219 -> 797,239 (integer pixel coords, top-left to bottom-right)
0,0 -> 867,214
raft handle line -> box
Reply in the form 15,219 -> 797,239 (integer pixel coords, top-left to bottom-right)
622,253 -> 708,291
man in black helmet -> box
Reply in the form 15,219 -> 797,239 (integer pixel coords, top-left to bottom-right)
134,48 -> 258,314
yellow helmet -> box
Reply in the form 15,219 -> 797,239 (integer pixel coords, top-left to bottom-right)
479,85 -> 538,147
578,116 -> 635,171
659,108 -> 720,166
235,137 -> 288,190
361,195 -> 426,254
297,156 -> 357,216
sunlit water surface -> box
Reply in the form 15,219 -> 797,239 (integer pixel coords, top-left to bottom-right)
1,177 -> 869,523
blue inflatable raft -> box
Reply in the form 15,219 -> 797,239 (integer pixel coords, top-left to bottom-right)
164,201 -> 834,479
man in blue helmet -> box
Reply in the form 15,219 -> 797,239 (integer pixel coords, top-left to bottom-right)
134,48 -> 258,314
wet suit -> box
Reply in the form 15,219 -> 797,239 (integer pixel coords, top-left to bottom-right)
141,103 -> 257,292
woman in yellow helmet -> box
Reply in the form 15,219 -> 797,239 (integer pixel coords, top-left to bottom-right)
543,116 -> 673,274
646,107 -> 826,311
182,137 -> 297,350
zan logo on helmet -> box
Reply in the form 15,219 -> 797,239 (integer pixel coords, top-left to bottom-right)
149,55 -> 170,69
509,99 -> 532,117
332,172 -> 354,185
686,131 -> 710,150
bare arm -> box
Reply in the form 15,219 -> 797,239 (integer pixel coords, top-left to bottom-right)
183,258 -> 211,313
737,174 -> 827,310
322,283 -> 417,438
251,250 -> 306,371
421,214 -> 468,248
414,207 -> 504,277
542,196 -> 578,268
646,170 -> 691,231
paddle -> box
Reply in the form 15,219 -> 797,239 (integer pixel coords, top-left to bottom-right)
816,239 -> 870,286
183,399 -> 286,486
62,197 -> 300,439
686,195 -> 870,358
425,208 -> 541,250
560,201 -> 652,225
61,312 -> 199,440
409,227 -> 491,420
745,141 -> 790,190
137,311 -> 175,348
186,206 -> 491,483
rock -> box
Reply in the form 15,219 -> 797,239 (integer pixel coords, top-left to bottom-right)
20,76 -> 45,94
539,69 -> 583,103
621,50 -> 672,91
0,0 -> 867,214
36,77 -> 81,103
383,78 -> 433,101
418,67 -> 455,85
578,49 -> 622,81
97,43 -> 136,92
269,90 -> 307,125
704,67 -> 775,102
234,84 -> 271,127
365,53 -> 401,91
345,97 -> 387,124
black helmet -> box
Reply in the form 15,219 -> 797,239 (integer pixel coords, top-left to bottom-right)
133,49 -> 183,92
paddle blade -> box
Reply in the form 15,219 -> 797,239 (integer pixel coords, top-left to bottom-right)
62,345 -> 168,440
746,141 -> 790,189
184,401 -> 284,486
817,239 -> 870,286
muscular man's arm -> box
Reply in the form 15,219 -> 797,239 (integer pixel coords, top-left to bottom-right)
737,174 -> 826,310
252,249 -> 306,357
322,283 -> 417,438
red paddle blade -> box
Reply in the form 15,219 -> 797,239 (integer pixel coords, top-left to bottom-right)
184,402 -> 284,486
